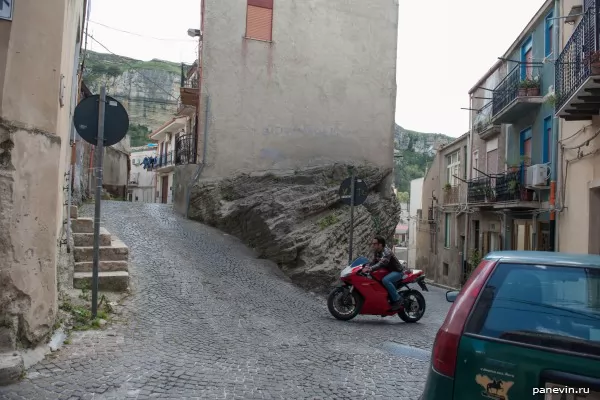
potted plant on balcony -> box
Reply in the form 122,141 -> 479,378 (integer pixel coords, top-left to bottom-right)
518,80 -> 529,97
508,178 -> 518,195
444,183 -> 452,192
520,187 -> 533,201
527,77 -> 541,96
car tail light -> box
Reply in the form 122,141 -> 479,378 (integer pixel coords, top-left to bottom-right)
431,259 -> 496,378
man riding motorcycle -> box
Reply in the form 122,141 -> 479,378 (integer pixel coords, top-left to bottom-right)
363,235 -> 406,310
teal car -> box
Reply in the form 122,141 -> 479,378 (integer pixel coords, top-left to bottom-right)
420,251 -> 600,400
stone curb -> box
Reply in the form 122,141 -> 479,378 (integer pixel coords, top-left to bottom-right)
425,279 -> 460,291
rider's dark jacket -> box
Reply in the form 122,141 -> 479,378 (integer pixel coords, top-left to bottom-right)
369,247 -> 404,273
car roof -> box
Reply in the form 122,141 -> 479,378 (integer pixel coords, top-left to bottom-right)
484,251 -> 600,268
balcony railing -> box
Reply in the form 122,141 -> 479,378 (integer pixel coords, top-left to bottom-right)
555,2 -> 599,111
468,167 -> 531,204
175,134 -> 197,165
443,184 -> 464,205
493,64 -> 544,117
156,151 -> 173,169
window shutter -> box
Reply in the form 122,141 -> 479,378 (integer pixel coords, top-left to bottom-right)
246,5 -> 273,41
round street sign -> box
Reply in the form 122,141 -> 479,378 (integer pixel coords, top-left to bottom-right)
339,177 -> 369,206
73,95 -> 129,146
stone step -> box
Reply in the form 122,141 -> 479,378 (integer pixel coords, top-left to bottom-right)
73,271 -> 129,292
73,227 -> 111,247
74,261 -> 129,273
0,353 -> 24,386
73,240 -> 129,263
70,205 -> 78,219
71,218 -> 95,234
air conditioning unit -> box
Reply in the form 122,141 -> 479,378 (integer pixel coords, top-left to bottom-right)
526,164 -> 549,186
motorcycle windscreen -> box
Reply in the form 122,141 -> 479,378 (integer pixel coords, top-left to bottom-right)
350,257 -> 370,268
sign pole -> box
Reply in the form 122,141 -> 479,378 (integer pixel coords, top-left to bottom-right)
91,86 -> 106,318
348,168 -> 356,264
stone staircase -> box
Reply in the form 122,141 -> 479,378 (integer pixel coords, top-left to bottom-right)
70,206 -> 130,291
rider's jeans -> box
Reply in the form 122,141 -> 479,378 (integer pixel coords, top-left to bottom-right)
382,271 -> 404,302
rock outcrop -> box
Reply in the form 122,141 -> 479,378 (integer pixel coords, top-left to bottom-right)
188,164 -> 400,292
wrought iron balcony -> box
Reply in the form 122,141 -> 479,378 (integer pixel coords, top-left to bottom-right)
467,167 -> 536,208
555,1 -> 600,120
474,120 -> 501,140
175,134 -> 197,165
156,151 -> 173,169
492,64 -> 544,124
443,183 -> 464,205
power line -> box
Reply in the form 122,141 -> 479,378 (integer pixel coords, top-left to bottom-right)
89,20 -> 197,42
85,34 -> 180,102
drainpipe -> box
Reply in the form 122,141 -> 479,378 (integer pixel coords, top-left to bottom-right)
550,0 -> 560,252
462,94 -> 473,280
185,95 -> 210,219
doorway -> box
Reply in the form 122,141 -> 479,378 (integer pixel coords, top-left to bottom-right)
512,219 -> 534,250
161,176 -> 169,204
590,188 -> 600,254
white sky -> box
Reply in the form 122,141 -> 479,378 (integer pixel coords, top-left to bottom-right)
89,0 -> 547,138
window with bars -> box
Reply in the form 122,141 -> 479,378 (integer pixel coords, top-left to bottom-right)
246,0 -> 273,42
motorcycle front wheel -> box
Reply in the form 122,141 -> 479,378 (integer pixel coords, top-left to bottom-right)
398,290 -> 426,323
327,286 -> 363,321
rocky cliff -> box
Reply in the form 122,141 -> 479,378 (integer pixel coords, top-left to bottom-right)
393,124 -> 453,192
188,164 -> 400,292
83,51 -> 189,146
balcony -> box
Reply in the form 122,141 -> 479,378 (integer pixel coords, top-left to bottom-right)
474,121 -> 501,140
155,151 -> 174,172
492,64 -> 544,124
175,134 -> 197,165
129,172 -> 140,187
555,2 -> 600,120
180,74 -> 199,107
467,167 -> 540,209
443,183 -> 465,205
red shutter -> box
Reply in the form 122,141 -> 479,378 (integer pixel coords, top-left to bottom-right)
246,5 -> 273,41
248,0 -> 273,8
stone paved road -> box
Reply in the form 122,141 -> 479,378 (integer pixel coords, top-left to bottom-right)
0,202 -> 451,400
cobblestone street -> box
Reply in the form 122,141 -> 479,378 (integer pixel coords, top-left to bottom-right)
0,202 -> 451,400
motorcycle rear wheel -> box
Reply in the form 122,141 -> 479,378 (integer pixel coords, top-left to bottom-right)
327,286 -> 363,321
398,290 -> 426,323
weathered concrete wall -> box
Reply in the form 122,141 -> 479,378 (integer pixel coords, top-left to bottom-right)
0,121 -> 63,348
103,147 -> 129,190
0,0 -> 84,349
408,177 -> 423,268
199,0 -> 398,180
173,164 -> 200,215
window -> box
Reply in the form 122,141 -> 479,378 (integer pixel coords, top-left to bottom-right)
443,263 -> 449,276
446,151 -> 460,186
545,11 -> 554,57
486,138 -> 499,175
472,151 -> 479,178
444,213 -> 451,248
543,116 -> 552,164
521,37 -> 533,80
520,127 -> 532,165
246,0 -> 274,42
465,263 -> 600,354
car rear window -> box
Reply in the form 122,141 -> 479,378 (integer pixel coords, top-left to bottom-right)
465,262 -> 600,355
